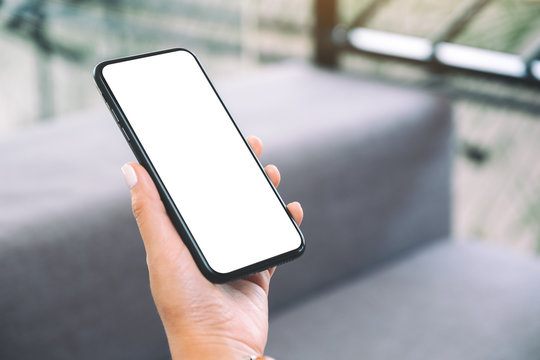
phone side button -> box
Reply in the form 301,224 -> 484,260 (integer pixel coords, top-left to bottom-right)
121,127 -> 130,142
112,111 -> 120,123
109,107 -> 120,123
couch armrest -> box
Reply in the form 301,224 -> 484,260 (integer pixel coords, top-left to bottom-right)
217,63 -> 453,311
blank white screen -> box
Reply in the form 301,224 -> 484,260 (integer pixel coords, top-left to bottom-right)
102,50 -> 302,274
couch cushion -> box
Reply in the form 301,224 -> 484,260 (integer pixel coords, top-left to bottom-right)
266,241 -> 540,360
0,61 -> 451,359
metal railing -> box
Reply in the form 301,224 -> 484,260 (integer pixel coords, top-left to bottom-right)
315,0 -> 540,86
314,0 -> 540,253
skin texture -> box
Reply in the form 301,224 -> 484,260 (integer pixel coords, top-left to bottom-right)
124,136 -> 303,360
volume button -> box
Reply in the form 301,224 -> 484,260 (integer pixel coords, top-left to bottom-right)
106,103 -> 120,123
121,127 -> 130,142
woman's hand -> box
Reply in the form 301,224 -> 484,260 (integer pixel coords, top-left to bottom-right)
120,136 -> 303,360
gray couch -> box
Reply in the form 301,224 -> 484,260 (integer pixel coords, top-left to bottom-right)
1,62 -> 540,359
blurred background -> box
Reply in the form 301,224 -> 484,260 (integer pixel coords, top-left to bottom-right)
1,0 -> 539,254
2,1 -> 540,359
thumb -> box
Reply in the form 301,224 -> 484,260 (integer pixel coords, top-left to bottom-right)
120,162 -> 193,269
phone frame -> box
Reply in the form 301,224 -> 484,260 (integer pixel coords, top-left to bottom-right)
93,48 -> 305,283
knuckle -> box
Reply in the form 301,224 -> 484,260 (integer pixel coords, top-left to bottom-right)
131,194 -> 146,220
131,191 -> 167,224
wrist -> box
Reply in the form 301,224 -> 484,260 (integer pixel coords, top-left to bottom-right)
166,331 -> 261,360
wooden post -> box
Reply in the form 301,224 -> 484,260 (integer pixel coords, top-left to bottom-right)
314,0 -> 339,68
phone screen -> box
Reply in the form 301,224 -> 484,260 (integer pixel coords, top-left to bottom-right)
100,49 -> 303,275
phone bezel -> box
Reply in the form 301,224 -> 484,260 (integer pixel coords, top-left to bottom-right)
93,48 -> 305,283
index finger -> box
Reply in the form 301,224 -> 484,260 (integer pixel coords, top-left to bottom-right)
247,135 -> 263,158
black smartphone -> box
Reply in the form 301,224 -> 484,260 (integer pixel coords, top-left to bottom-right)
93,48 -> 305,283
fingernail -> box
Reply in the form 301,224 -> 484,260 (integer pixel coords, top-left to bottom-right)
121,163 -> 138,189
